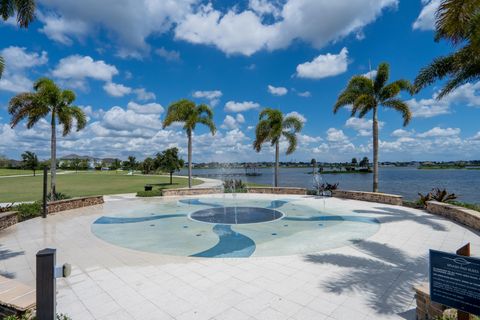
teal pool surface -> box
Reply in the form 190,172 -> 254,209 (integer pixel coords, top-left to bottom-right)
91,197 -> 380,258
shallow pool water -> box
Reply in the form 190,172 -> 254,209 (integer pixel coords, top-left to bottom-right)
91,196 -> 380,258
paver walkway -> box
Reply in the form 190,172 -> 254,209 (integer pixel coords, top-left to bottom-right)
0,194 -> 478,320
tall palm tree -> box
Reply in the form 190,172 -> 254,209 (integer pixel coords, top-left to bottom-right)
253,108 -> 303,187
333,63 -> 412,192
414,0 -> 480,97
9,78 -> 87,199
21,150 -> 38,176
162,99 -> 216,188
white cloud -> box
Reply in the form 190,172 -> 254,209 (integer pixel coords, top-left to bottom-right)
296,47 -> 348,79
413,0 -> 440,31
362,70 -> 377,79
345,117 -> 384,136
0,46 -> 48,93
408,81 -> 480,118
155,47 -> 181,62
285,111 -> 306,123
224,101 -> 260,112
221,114 -> 245,130
133,88 -> 156,101
268,85 -> 288,96
103,82 -> 132,97
326,128 -> 350,143
36,0 -> 196,57
52,55 -> 119,89
417,127 -> 461,138
175,1 -> 397,56
102,106 -> 163,132
297,91 -> 311,97
391,129 -> 414,137
38,12 -> 89,45
192,90 -> 223,106
249,0 -> 281,17
127,101 -> 164,114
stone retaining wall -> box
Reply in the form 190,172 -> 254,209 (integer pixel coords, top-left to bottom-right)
162,188 -> 221,196
413,283 -> 446,320
0,212 -> 18,231
247,187 -> 306,195
426,201 -> 480,231
331,190 -> 403,205
47,195 -> 104,214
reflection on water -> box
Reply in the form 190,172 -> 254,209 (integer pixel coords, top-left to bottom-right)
179,167 -> 480,203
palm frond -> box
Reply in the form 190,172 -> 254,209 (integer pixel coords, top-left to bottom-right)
8,92 -> 36,127
435,0 -> 479,44
0,55 -> 4,79
196,103 -> 213,118
352,94 -> 375,117
379,79 -> 412,101
163,99 -> 194,128
413,54 -> 456,93
382,99 -> 412,126
14,0 -> 35,28
253,119 -> 271,152
374,63 -> 390,93
283,116 -> 303,133
0,0 -> 14,21
333,76 -> 373,113
70,106 -> 87,131
197,116 -> 216,135
282,131 -> 297,155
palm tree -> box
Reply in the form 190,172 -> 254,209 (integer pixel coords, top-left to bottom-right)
21,150 -> 38,176
310,158 -> 317,175
333,63 -> 412,192
9,78 -> 87,199
253,108 -> 303,187
163,99 -> 216,188
126,156 -> 137,173
414,0 -> 480,97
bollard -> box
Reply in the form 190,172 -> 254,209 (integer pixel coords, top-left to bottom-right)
36,248 -> 56,320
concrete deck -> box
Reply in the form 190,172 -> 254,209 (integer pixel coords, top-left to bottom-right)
0,194 -> 478,320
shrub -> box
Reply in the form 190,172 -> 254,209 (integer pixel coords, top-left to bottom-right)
223,179 -> 247,193
418,188 -> 457,208
136,189 -> 163,197
15,202 -> 42,221
46,192 -> 71,202
4,312 -> 72,320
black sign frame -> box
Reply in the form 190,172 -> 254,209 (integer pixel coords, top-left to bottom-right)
429,249 -> 480,316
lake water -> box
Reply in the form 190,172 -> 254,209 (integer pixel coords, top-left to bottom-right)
179,167 -> 480,204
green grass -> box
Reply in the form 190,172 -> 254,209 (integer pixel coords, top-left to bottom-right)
0,168 -> 35,176
0,171 -> 201,202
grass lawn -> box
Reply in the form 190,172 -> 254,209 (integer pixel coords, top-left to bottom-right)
0,171 -> 201,202
0,168 -> 36,176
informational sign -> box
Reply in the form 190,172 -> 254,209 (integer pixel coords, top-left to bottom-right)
429,249 -> 480,316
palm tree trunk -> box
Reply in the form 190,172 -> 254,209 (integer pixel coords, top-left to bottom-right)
275,141 -> 279,187
170,172 -> 173,185
372,106 -> 379,192
51,112 -> 57,199
187,130 -> 192,189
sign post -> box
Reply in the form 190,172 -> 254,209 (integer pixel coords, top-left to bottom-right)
456,243 -> 471,320
429,244 -> 480,319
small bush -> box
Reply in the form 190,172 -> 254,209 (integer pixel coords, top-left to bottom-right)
47,192 -> 71,202
223,179 -> 247,193
136,189 -> 163,197
418,188 -> 457,207
4,312 -> 72,320
15,202 -> 42,221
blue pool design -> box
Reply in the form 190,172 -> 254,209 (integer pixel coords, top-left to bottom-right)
91,196 -> 380,258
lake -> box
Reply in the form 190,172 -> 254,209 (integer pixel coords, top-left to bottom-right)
179,167 -> 480,204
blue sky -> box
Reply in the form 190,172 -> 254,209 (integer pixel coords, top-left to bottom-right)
1,0 -> 479,162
